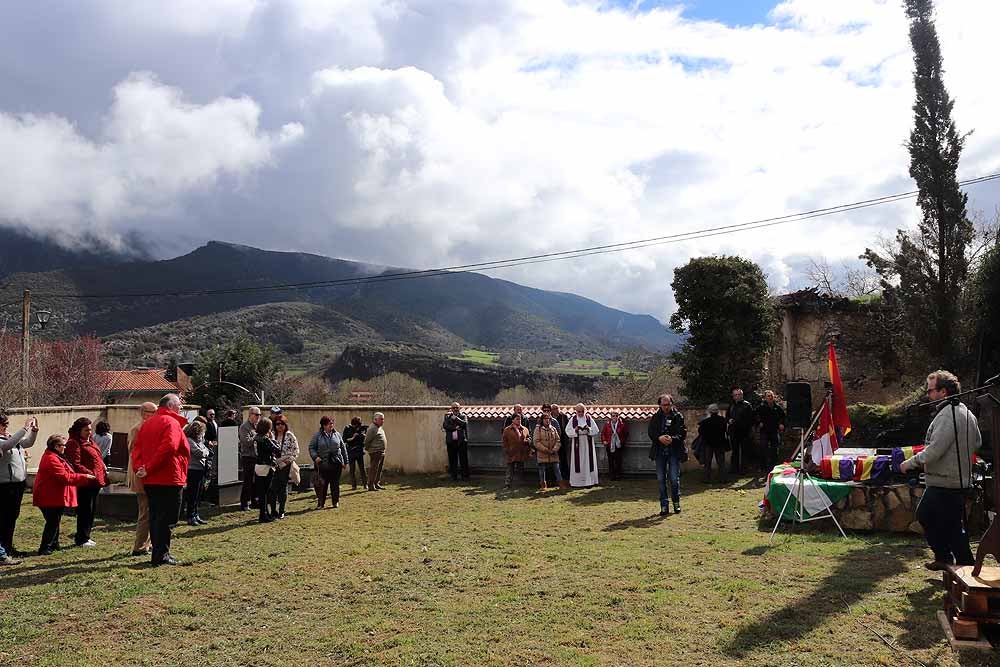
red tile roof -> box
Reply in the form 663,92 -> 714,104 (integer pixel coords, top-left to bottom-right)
463,405 -> 660,420
99,369 -> 181,394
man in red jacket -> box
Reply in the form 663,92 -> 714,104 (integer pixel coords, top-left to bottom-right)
133,393 -> 190,566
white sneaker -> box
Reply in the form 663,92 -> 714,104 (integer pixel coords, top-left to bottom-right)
79,540 -> 97,548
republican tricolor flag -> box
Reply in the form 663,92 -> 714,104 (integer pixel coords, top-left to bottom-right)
810,342 -> 852,463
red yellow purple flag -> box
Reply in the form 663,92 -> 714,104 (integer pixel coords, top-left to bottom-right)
828,341 -> 852,438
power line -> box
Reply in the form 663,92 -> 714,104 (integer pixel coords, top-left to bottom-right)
12,170 -> 1000,301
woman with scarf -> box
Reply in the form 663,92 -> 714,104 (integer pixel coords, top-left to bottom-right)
501,413 -> 531,489
600,410 -> 629,481
184,420 -> 211,525
269,416 -> 299,518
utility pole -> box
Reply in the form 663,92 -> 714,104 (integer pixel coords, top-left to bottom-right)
21,289 -> 30,407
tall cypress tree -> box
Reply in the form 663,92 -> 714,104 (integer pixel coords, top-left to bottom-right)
862,0 -> 973,366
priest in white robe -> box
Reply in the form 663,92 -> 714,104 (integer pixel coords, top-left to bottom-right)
565,403 -> 600,487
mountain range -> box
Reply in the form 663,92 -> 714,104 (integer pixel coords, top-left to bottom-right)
0,231 -> 680,369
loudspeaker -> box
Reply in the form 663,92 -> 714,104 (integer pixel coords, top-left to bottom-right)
785,382 -> 813,429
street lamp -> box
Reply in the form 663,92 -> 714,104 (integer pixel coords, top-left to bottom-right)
35,309 -> 51,330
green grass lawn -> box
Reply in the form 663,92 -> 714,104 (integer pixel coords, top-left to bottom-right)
450,349 -> 501,366
0,476 -> 991,666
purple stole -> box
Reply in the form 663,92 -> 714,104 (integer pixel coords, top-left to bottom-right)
571,415 -> 595,474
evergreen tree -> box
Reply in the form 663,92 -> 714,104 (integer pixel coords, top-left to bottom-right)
188,336 -> 277,409
669,256 -> 776,404
862,0 -> 973,366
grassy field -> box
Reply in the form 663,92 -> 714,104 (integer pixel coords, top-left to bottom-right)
449,349 -> 501,366
0,475 -> 991,666
542,358 -> 648,379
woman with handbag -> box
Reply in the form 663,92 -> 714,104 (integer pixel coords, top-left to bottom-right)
309,416 -> 349,508
253,418 -> 280,523
64,417 -> 108,547
184,420 -> 210,526
269,416 -> 299,519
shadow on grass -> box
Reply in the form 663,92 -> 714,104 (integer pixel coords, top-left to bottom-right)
721,540 -> 916,658
896,580 -> 948,651
0,552 -> 141,589
602,513 -> 668,532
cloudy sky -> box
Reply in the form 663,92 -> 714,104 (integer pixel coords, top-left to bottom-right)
1,0 -> 998,322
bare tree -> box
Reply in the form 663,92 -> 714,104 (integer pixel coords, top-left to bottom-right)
806,257 -> 880,299
806,258 -> 837,295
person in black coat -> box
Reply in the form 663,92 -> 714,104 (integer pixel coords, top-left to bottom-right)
725,388 -> 754,475
343,417 -> 368,490
253,418 -> 281,524
204,409 -> 219,444
647,394 -> 687,516
442,402 -> 470,481
550,404 -> 571,480
697,404 -> 729,484
755,390 -> 786,475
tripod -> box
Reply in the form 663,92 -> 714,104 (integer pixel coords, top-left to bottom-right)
769,400 -> 847,542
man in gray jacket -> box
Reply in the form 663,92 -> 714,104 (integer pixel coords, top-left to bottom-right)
1,414 -> 38,559
239,407 -> 261,511
900,370 -> 982,571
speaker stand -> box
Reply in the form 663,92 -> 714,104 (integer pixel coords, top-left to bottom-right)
769,403 -> 847,542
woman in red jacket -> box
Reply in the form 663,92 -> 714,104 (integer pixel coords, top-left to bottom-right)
600,411 -> 630,481
64,417 -> 108,548
33,435 -> 96,555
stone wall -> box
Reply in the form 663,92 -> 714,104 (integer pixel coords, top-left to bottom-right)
468,407 -> 708,475
766,290 -> 909,406
7,404 -> 716,477
831,484 -> 924,534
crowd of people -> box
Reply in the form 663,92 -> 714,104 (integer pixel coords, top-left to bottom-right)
0,370 -> 979,571
475,389 -> 786,516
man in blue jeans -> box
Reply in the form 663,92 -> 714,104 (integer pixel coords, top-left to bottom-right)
0,541 -> 21,566
647,393 -> 687,516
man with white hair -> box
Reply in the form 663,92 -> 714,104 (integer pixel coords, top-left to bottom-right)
133,393 -> 190,566
565,403 -> 600,487
365,412 -> 388,491
238,407 -> 262,510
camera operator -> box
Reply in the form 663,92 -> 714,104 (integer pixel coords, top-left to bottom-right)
899,370 -> 982,571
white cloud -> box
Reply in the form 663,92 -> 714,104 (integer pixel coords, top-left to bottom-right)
1,0 -> 998,320
0,73 -> 302,242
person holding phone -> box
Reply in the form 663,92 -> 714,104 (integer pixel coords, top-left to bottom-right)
0,414 -> 39,559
